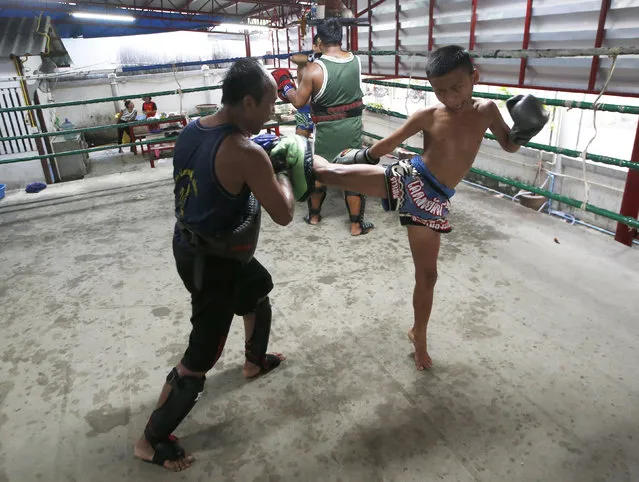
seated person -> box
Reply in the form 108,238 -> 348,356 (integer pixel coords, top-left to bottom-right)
143,96 -> 160,131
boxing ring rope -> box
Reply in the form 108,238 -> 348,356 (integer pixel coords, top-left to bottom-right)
362,79 -> 639,115
361,130 -> 639,231
3,76 -> 637,117
2,85 -> 638,171
363,105 -> 637,170
0,122 -> 299,165
0,115 -> 187,143
1,48 -> 637,236
0,84 -> 223,114
354,46 -> 639,59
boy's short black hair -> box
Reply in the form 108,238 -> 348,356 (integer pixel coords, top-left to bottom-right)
426,45 -> 474,78
316,18 -> 342,46
221,58 -> 271,106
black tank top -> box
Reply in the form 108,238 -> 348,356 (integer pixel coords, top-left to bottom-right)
173,120 -> 250,240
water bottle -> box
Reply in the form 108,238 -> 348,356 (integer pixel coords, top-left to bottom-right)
60,118 -> 75,140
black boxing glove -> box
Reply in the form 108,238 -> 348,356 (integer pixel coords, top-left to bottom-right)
507,94 -> 550,145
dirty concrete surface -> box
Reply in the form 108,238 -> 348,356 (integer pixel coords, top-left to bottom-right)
0,165 -> 637,482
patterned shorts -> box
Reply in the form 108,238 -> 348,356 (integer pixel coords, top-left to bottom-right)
383,156 -> 456,233
294,104 -> 314,132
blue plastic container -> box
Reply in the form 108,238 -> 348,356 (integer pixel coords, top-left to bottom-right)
60,118 -> 76,140
0,184 -> 5,200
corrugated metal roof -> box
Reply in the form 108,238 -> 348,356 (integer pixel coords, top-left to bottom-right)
0,15 -> 72,67
0,0 -> 303,38
0,16 -> 49,58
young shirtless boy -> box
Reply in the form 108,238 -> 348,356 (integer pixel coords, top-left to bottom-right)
289,35 -> 321,138
274,45 -> 549,370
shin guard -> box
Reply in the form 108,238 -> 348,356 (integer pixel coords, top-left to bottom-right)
344,192 -> 366,223
245,297 -> 272,367
144,368 -> 205,446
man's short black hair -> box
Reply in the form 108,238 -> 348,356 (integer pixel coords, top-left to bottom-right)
426,45 -> 474,78
316,18 -> 342,46
221,58 -> 271,106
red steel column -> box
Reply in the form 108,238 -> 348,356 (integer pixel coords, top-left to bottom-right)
428,0 -> 434,51
350,0 -> 358,51
286,28 -> 291,68
518,0 -> 533,86
244,32 -> 251,58
394,0 -> 400,75
368,0 -> 373,73
469,0 -> 478,50
588,0 -> 611,91
615,119 -> 639,246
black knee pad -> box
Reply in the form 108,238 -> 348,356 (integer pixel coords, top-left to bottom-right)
144,368 -> 205,446
245,297 -> 272,366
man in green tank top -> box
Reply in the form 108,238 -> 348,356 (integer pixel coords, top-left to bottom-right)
271,18 -> 374,236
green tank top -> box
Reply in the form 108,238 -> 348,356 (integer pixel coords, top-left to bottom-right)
311,53 -> 364,161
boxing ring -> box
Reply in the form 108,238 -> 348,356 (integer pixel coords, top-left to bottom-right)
1,4 -> 639,481
2,46 -> 638,245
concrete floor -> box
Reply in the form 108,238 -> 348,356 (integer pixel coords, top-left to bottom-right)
0,163 -> 638,482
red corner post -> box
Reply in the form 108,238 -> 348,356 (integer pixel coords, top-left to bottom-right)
244,33 -> 251,58
428,0 -> 434,51
350,0 -> 358,51
469,0 -> 478,50
615,119 -> 639,246
588,0 -> 611,91
518,0 -> 533,86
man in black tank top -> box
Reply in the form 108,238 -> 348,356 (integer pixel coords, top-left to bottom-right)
135,59 -> 297,472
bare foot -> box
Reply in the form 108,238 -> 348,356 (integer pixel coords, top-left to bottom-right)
408,328 -> 432,371
134,436 -> 194,471
308,214 -> 321,225
350,222 -> 374,236
242,353 -> 286,378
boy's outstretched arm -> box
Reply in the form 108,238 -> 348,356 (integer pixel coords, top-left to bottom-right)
368,109 -> 432,159
487,101 -> 521,153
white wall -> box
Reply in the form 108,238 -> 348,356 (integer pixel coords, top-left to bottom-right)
38,30 -> 272,135
46,68 -> 226,139
0,60 -> 46,188
63,31 -> 249,72
0,157 -> 47,188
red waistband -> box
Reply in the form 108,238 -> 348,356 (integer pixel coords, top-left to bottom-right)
311,100 -> 364,124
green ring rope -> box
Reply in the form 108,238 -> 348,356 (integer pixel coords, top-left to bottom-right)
361,130 -> 639,230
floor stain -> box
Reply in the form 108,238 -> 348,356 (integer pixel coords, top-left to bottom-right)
0,382 -> 14,431
152,306 -> 171,318
317,275 -> 337,285
54,315 -> 73,328
84,403 -> 129,435
155,342 -> 185,365
75,254 -> 107,262
66,273 -> 90,289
